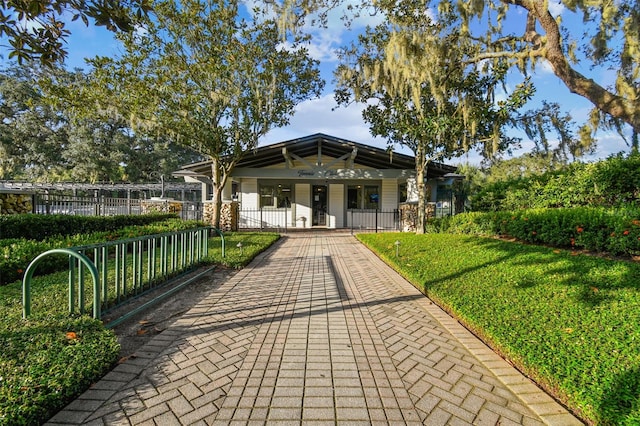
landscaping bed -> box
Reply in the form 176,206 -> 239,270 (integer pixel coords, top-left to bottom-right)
358,232 -> 640,426
0,224 -> 279,425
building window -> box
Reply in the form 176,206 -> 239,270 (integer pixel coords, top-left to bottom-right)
260,183 -> 291,208
398,183 -> 407,203
347,185 -> 361,209
348,185 -> 379,209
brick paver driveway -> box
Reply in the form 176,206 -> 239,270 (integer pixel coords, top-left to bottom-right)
47,232 -> 582,425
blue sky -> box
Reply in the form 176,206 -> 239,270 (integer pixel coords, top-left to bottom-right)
58,1 -> 632,167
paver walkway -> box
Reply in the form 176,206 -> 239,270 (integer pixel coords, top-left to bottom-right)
47,232 -> 582,425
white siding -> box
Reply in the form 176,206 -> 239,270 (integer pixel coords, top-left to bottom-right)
381,179 -> 398,210
240,179 -> 258,209
328,184 -> 344,228
294,184 -> 311,228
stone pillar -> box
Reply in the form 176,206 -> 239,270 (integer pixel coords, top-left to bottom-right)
0,191 -> 34,214
203,200 -> 238,231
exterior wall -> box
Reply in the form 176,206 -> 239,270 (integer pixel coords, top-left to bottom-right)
328,184 -> 344,228
294,183 -> 311,228
381,179 -> 398,211
240,178 -> 258,209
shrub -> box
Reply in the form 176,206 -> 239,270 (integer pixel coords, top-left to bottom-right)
0,219 -> 206,285
472,153 -> 640,212
0,213 -> 178,241
433,207 -> 640,256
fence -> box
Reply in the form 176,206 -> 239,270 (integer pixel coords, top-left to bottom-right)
33,194 -> 203,220
347,209 -> 401,233
238,207 -> 402,232
22,227 -> 211,321
238,207 -> 291,231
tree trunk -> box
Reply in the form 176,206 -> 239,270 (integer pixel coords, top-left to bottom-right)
415,146 -> 427,234
210,159 -> 223,229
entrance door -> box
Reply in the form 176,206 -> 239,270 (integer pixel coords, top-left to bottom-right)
312,185 -> 327,226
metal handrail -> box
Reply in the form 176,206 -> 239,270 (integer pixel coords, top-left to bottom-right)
22,227 -> 211,320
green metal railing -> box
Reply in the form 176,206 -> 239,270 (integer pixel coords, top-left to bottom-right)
22,227 -> 211,320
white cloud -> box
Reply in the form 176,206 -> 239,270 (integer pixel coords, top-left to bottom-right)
548,0 -> 565,18
261,93 -> 396,152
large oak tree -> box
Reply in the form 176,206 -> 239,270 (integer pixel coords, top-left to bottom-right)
271,0 -> 640,136
335,13 -> 531,233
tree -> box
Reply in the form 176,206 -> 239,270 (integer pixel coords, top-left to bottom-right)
335,13 -> 531,233
513,101 -> 596,164
0,65 -> 70,180
0,0 -> 151,66
87,0 -> 324,227
272,0 -> 640,136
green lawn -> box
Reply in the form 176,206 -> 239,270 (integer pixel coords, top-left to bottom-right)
0,231 -> 279,425
358,233 -> 640,426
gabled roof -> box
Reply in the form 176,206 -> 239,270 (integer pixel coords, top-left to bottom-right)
174,133 -> 456,178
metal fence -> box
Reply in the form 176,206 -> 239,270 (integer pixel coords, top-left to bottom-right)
238,207 -> 292,231
22,227 -> 210,320
347,209 -> 401,233
33,194 -> 203,220
237,207 -> 402,232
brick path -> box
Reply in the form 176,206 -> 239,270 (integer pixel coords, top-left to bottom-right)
47,232 -> 582,425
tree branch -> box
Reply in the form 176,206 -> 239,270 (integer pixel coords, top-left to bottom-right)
503,0 -> 640,132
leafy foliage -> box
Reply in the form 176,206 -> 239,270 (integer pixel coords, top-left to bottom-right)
0,0 -> 151,66
0,215 -> 199,285
359,233 -> 640,425
0,213 -> 178,241
472,153 -> 640,211
431,207 -> 640,257
0,65 -> 203,182
335,9 -> 532,233
86,0 -> 324,228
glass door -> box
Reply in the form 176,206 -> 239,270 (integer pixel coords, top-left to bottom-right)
312,185 -> 327,226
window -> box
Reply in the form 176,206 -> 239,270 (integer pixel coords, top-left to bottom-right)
347,185 -> 361,209
348,184 -> 379,209
364,185 -> 379,209
259,183 -> 291,208
398,183 -> 407,203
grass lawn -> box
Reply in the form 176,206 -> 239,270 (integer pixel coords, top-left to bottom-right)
358,233 -> 640,426
0,231 -> 279,425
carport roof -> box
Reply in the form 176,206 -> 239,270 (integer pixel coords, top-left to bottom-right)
174,133 -> 457,178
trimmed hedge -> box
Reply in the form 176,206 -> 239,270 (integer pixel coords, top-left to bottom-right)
0,213 -> 178,241
0,218 -> 206,285
429,207 -> 640,256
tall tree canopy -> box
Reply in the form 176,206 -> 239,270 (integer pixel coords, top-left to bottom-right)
335,10 -> 532,233
86,0 -> 324,226
0,64 -> 201,182
273,0 -> 640,137
0,0 -> 151,65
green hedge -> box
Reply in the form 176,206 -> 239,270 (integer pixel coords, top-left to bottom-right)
472,153 -> 640,211
0,219 -> 206,285
430,207 -> 640,256
0,213 -> 178,241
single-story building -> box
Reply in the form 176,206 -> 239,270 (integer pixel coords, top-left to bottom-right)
173,133 -> 462,230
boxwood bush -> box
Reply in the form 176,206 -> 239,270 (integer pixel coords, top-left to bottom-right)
0,213 -> 178,241
0,218 -> 206,285
430,207 -> 640,256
